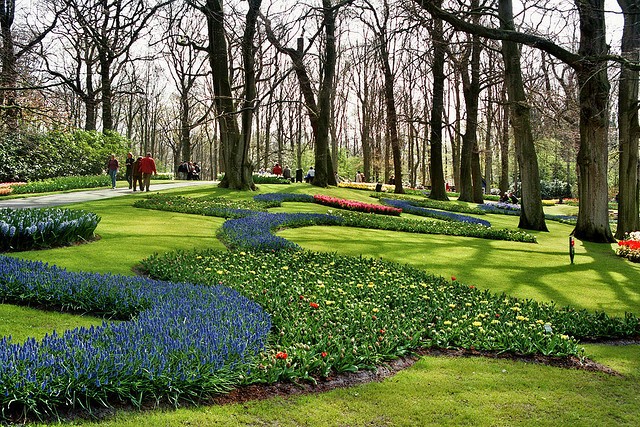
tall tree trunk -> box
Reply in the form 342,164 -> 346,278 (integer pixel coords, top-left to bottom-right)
616,0 -> 640,239
99,55 -> 114,132
380,35 -> 404,194
428,5 -> 449,200
0,2 -> 18,135
499,0 -> 548,231
574,0 -> 615,242
499,83 -> 510,193
459,27 -> 482,202
204,0 -> 255,190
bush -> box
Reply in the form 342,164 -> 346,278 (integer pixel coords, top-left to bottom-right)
0,208 -> 101,251
0,130 -> 131,182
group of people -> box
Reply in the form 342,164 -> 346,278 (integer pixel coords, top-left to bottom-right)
261,163 -> 294,181
107,152 -> 157,192
177,161 -> 201,180
499,191 -> 519,204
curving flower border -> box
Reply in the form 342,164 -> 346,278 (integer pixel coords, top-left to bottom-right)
0,256 -> 271,420
381,198 -> 491,227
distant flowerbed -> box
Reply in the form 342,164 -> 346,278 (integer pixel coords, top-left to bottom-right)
0,182 -> 26,196
616,231 -> 640,262
0,256 -> 270,421
381,198 -> 491,227
314,195 -> 402,216
5,175 -> 111,195
0,208 -> 100,252
143,249 -> 640,387
373,194 -> 486,215
134,194 -> 275,218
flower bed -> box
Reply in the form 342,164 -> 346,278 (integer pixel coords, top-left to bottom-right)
8,175 -> 111,195
218,212 -> 342,251
381,198 -> 491,227
335,211 -> 536,243
314,195 -> 402,216
253,193 -> 315,204
372,194 -> 487,215
134,194 -> 275,218
143,249 -> 640,385
616,232 -> 640,262
0,256 -> 270,421
0,208 -> 100,252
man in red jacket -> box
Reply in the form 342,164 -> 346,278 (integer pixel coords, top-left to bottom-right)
139,152 -> 157,192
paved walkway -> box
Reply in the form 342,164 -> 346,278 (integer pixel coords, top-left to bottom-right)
0,180 -> 218,209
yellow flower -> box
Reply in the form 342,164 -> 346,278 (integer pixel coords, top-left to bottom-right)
282,266 -> 289,271
325,300 -> 335,305
473,321 -> 482,327
368,282 -> 375,288
443,320 -> 452,326
204,267 -> 211,271
240,251 -> 246,256
448,304 -> 456,309
357,283 -> 364,288
216,270 -> 224,274
196,255 -> 203,260
465,303 -> 472,307
372,308 -> 379,313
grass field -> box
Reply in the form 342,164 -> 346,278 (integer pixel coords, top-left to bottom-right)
3,183 -> 640,426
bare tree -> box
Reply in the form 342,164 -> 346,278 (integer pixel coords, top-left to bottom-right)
187,0 -> 260,190
1,0 -> 61,133
415,0 -> 618,242
498,0 -> 547,231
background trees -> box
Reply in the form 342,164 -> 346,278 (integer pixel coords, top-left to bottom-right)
2,0 -> 639,241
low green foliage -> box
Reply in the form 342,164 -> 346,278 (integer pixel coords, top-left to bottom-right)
334,210 -> 537,243
7,175 -> 111,195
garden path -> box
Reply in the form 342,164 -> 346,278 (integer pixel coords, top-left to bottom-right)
0,180 -> 217,209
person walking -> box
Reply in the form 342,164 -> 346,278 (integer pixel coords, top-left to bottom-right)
139,152 -> 157,192
107,154 -> 119,189
132,156 -> 143,191
125,152 -> 134,189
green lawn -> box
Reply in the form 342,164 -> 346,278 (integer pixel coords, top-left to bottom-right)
4,183 -> 640,426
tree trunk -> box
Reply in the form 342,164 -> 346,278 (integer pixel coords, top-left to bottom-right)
574,0 -> 615,242
204,0 -> 255,190
0,4 -> 18,135
499,0 -> 548,231
499,83 -> 510,193
459,29 -> 482,202
99,54 -> 114,132
616,0 -> 640,239
428,6 -> 449,200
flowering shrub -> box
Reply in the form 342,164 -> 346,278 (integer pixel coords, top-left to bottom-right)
381,198 -> 491,227
218,212 -> 342,251
616,232 -> 640,262
0,208 -> 100,252
0,256 -> 270,421
8,175 -> 111,195
143,249 -> 640,385
314,195 -> 402,216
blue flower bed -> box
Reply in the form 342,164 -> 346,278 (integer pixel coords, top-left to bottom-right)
218,212 -> 342,251
0,208 -> 100,252
253,193 -> 315,204
0,256 -> 271,421
381,199 -> 491,227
